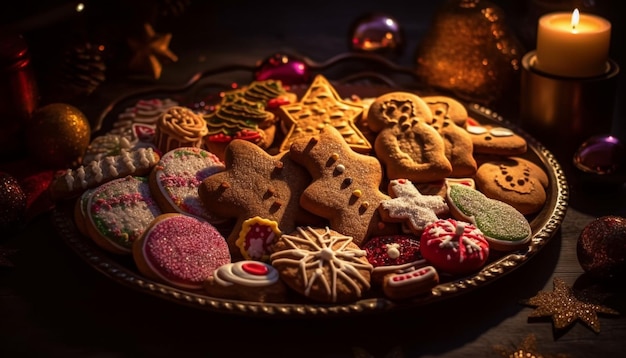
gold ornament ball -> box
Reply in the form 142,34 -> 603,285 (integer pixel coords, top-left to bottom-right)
26,103 -> 91,169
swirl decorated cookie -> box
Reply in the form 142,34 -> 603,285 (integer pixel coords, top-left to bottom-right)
149,147 -> 226,224
270,226 -> 373,303
133,213 -> 231,290
446,183 -> 532,252
154,106 -> 208,153
204,260 -> 288,302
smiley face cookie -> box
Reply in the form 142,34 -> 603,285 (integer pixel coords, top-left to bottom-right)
474,156 -> 549,215
367,91 -> 452,183
289,125 -> 398,246
198,139 -> 318,260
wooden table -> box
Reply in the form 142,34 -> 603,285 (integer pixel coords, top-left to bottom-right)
1,1 -> 625,356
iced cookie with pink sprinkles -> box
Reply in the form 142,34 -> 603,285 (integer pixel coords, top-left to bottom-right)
149,147 -> 226,225
133,213 -> 231,290
83,176 -> 163,255
204,260 -> 287,302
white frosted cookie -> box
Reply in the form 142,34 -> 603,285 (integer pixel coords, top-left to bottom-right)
149,147 -> 226,224
83,176 -> 162,255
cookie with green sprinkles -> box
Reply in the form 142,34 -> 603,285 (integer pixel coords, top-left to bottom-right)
445,182 -> 532,251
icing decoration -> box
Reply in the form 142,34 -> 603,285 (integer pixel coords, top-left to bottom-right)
235,216 -> 281,261
386,266 -> 437,288
212,261 -> 280,288
153,147 -> 225,222
446,183 -> 531,249
155,106 -> 208,151
204,93 -> 272,144
140,214 -> 230,290
381,178 -> 449,232
420,218 -> 489,275
89,176 -> 162,252
50,147 -> 160,200
270,226 -> 372,302
364,234 -> 424,267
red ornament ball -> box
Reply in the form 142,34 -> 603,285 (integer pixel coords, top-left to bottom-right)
0,172 -> 27,235
577,216 -> 626,281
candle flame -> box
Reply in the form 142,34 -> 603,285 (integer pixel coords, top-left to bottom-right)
571,8 -> 580,31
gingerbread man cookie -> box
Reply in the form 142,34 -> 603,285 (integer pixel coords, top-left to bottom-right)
367,92 -> 452,183
198,139 -> 318,260
289,125 -> 398,246
423,97 -> 477,177
278,74 -> 371,154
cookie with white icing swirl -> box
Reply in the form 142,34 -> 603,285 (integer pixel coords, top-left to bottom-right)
204,261 -> 287,302
270,226 -> 373,303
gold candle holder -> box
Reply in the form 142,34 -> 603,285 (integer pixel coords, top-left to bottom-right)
519,50 -> 620,164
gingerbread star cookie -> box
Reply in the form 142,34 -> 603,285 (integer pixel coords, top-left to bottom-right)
198,139 -> 318,260
289,125 -> 398,246
278,74 -> 371,154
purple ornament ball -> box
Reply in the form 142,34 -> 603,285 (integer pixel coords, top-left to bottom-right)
255,53 -> 310,86
349,12 -> 404,56
577,216 -> 626,281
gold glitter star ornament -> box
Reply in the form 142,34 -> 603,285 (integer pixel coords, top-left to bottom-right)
127,23 -> 178,79
521,277 -> 619,333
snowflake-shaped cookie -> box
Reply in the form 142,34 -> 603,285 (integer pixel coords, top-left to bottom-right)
270,226 -> 373,303
380,178 -> 449,233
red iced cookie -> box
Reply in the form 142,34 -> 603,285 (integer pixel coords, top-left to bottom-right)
420,218 -> 489,275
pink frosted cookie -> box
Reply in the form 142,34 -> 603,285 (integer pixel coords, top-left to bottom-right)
420,218 -> 490,275
363,234 -> 427,285
149,147 -> 226,224
133,213 -> 231,290
379,178 -> 449,234
83,176 -> 162,255
204,261 -> 288,302
270,226 -> 373,303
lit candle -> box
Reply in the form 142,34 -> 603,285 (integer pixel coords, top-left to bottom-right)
535,9 -> 611,78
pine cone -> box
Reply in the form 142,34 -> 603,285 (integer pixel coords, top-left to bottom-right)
59,41 -> 107,98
